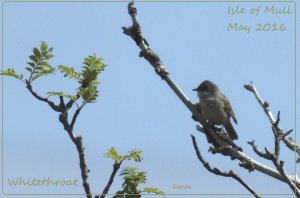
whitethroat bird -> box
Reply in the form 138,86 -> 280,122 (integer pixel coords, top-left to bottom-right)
193,80 -> 238,140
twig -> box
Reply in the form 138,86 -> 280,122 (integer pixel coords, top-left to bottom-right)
246,81 -> 300,196
246,82 -> 300,196
191,135 -> 261,198
66,93 -> 80,109
247,140 -> 271,160
267,150 -> 300,197
277,161 -> 300,197
244,82 -> 300,161
123,1 -> 300,188
70,103 -> 86,130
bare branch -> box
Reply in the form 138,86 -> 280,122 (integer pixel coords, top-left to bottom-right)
272,126 -> 280,160
244,82 -> 300,160
123,1 -> 300,188
277,161 -> 300,197
247,140 -> 271,160
191,135 -> 261,198
70,103 -> 86,130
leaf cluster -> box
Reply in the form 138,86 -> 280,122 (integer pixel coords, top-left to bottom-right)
1,41 -> 55,83
105,147 -> 142,164
1,68 -> 23,81
58,54 -> 105,103
27,41 -> 55,82
2,41 -> 105,104
113,167 -> 164,198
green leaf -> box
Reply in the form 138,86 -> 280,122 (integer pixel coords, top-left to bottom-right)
120,167 -> 146,185
25,67 -> 33,72
59,65 -> 81,80
78,85 -> 98,103
36,66 -> 44,71
41,41 -> 48,52
1,68 -> 23,80
47,91 -> 77,101
33,47 -> 41,59
45,54 -> 54,59
29,55 -> 39,64
80,54 -> 105,88
142,187 -> 164,195
27,62 -> 35,68
104,147 -> 123,163
124,149 -> 142,162
39,61 -> 51,68
31,67 -> 55,81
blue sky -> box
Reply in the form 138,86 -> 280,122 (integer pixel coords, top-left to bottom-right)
0,1 -> 298,197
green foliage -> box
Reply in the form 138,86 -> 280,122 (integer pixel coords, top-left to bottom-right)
2,41 -> 106,105
77,54 -> 105,103
79,84 -> 98,103
113,167 -> 164,198
121,167 -> 147,187
1,68 -> 23,81
105,148 -> 142,164
142,187 -> 164,195
80,54 -> 105,86
47,91 -> 77,101
105,147 -> 124,163
58,65 -> 81,80
124,149 -> 143,162
27,41 -> 55,82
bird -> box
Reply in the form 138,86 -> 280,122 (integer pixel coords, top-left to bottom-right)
193,80 -> 238,140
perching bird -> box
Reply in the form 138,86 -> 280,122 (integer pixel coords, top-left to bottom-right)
193,80 -> 238,140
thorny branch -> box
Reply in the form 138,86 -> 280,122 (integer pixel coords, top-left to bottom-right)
122,1 -> 300,195
245,82 -> 300,197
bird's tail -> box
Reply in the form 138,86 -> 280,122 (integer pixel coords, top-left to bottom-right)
224,121 -> 238,140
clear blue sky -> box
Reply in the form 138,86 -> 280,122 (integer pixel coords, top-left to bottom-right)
0,1 -> 298,197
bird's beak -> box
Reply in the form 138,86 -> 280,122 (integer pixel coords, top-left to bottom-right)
192,88 -> 197,91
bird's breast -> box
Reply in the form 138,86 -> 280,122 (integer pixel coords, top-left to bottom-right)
200,97 -> 229,125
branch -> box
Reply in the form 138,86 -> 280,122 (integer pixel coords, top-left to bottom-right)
70,103 -> 86,130
123,1 -> 300,188
75,136 -> 92,198
266,148 -> 300,197
58,110 -> 92,198
191,135 -> 261,198
96,161 -> 123,198
277,161 -> 300,197
245,82 -> 300,196
244,82 -> 300,161
247,140 -> 272,160
66,93 -> 80,109
26,80 -> 61,112
27,81 -> 92,198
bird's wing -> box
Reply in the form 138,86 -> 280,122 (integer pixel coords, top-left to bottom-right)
220,93 -> 238,124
